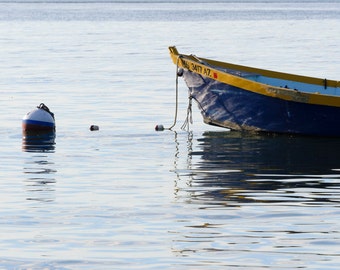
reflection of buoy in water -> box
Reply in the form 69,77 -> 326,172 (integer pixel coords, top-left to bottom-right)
22,131 -> 55,152
22,103 -> 55,132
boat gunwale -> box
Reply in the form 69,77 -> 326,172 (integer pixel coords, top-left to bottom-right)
169,46 -> 340,107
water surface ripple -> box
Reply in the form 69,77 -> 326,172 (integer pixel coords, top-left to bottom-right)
172,132 -> 340,269
0,0 -> 340,269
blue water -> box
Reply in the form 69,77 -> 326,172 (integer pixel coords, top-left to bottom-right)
1,1 -> 340,269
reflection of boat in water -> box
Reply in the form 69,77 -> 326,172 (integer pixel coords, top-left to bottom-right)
195,131 -> 340,174
22,130 -> 55,153
178,131 -> 340,205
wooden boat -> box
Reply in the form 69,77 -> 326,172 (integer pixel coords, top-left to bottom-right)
169,46 -> 340,136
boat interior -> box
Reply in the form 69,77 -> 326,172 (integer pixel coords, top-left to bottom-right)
195,56 -> 340,96
221,67 -> 340,96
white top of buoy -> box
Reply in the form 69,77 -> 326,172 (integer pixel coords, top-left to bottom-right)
23,108 -> 55,124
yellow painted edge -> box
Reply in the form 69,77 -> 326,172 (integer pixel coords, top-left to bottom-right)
169,46 -> 340,107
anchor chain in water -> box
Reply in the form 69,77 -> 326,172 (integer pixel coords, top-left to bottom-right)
155,55 -> 194,132
181,95 -> 193,131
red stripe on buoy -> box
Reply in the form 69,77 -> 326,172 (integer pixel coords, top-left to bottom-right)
22,122 -> 55,132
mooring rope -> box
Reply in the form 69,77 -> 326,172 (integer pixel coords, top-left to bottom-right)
37,103 -> 55,119
167,56 -> 182,130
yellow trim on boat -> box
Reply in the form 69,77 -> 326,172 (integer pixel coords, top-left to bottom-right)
169,46 -> 340,107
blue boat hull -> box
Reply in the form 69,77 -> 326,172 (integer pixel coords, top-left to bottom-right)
184,70 -> 340,137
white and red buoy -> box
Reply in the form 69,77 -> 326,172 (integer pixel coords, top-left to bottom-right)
22,103 -> 55,132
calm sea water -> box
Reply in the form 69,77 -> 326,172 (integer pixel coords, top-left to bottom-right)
1,0 -> 340,269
